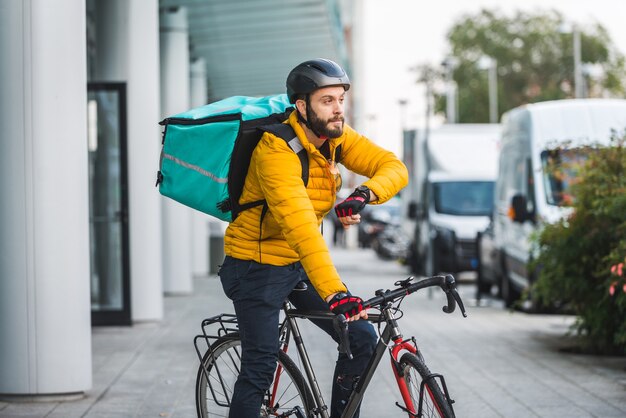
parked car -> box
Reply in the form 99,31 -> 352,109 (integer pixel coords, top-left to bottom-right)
371,223 -> 411,261
358,198 -> 401,248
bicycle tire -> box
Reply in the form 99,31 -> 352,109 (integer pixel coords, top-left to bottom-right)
399,352 -> 455,418
195,333 -> 315,418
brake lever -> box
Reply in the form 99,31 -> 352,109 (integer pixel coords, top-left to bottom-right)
332,314 -> 353,360
452,289 -> 468,317
441,274 -> 468,317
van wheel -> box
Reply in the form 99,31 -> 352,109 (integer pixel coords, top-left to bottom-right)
500,256 -> 520,308
476,262 -> 492,299
406,241 -> 419,274
424,241 -> 435,277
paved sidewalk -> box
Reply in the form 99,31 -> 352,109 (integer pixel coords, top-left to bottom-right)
1,248 -> 625,417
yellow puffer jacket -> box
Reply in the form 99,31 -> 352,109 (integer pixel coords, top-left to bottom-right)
224,111 -> 408,299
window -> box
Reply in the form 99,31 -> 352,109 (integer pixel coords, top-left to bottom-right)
433,181 -> 495,216
541,148 -> 588,206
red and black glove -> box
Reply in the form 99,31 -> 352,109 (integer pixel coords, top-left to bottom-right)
334,186 -> 370,218
328,292 -> 364,319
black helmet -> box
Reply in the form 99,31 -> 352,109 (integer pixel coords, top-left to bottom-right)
286,58 -> 351,103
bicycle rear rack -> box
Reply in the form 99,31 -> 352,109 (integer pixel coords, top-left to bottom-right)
193,313 -> 239,361
193,313 -> 239,408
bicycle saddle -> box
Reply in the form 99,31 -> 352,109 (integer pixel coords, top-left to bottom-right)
293,281 -> 308,292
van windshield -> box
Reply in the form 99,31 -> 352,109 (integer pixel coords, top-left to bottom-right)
541,148 -> 588,206
433,181 -> 494,216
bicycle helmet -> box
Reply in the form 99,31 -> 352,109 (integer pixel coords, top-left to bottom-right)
286,58 -> 351,103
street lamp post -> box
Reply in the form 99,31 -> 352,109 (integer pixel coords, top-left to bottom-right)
479,56 -> 498,123
573,26 -> 584,98
560,22 -> 584,98
441,56 -> 459,123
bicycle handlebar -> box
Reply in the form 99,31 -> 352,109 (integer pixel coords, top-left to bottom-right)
333,275 -> 466,360
362,274 -> 468,318
287,275 -> 467,361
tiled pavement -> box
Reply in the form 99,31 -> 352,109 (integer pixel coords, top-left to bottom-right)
1,247 -> 625,417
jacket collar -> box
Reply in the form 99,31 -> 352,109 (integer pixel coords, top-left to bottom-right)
288,110 -> 345,158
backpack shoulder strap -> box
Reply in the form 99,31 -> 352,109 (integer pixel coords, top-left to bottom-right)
260,123 -> 309,186
335,143 -> 342,164
254,124 -> 309,251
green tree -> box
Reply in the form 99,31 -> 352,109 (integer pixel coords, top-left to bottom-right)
531,131 -> 626,355
437,9 -> 626,123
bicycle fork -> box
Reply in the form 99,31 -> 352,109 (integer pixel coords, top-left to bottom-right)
381,305 -> 447,418
390,335 -> 453,418
390,337 -> 419,417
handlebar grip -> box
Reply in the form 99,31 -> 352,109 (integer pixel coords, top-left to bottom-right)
442,290 -> 457,314
332,315 -> 353,360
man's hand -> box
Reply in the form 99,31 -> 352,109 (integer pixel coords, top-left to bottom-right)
327,292 -> 368,321
334,186 -> 371,228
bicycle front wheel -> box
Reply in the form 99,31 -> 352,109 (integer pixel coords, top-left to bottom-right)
399,352 -> 455,418
195,333 -> 314,418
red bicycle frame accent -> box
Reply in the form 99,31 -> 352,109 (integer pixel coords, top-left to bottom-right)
391,337 -> 418,415
269,341 -> 291,408
391,337 -> 446,417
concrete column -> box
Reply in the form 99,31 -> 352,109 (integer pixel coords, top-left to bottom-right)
190,58 -> 208,108
160,7 -> 193,294
93,0 -> 164,321
127,0 -> 164,319
0,0 -> 92,395
189,58 -> 210,277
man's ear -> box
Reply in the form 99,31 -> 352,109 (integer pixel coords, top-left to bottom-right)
295,99 -> 307,120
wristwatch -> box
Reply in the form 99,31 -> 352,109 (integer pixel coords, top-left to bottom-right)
328,292 -> 349,305
354,185 -> 370,202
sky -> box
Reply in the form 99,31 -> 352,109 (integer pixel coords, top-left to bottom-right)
353,0 -> 626,156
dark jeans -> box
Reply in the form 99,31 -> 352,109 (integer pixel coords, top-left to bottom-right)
218,256 -> 377,418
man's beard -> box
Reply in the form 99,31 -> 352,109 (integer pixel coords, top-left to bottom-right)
308,107 -> 344,138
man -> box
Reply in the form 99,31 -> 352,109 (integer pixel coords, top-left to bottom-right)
219,58 -> 408,418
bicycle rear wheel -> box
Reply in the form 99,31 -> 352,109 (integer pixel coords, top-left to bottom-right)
399,352 -> 455,418
195,333 -> 314,417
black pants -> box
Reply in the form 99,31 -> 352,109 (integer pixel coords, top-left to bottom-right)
218,256 -> 377,418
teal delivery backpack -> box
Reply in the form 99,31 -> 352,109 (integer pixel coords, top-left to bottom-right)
156,94 -> 303,222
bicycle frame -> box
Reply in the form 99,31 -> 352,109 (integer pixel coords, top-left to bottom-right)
282,301 -> 437,418
195,275 -> 464,418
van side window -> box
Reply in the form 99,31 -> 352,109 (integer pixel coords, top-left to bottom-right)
540,148 -> 586,206
502,153 -> 526,202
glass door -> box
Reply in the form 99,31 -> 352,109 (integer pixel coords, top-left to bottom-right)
87,83 -> 131,325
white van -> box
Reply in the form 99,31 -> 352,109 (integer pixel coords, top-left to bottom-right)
412,170 -> 495,277
406,124 -> 500,277
493,99 -> 626,306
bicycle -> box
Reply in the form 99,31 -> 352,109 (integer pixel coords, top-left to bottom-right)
194,274 -> 467,418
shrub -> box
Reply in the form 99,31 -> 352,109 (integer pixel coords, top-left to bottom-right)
531,130 -> 626,355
